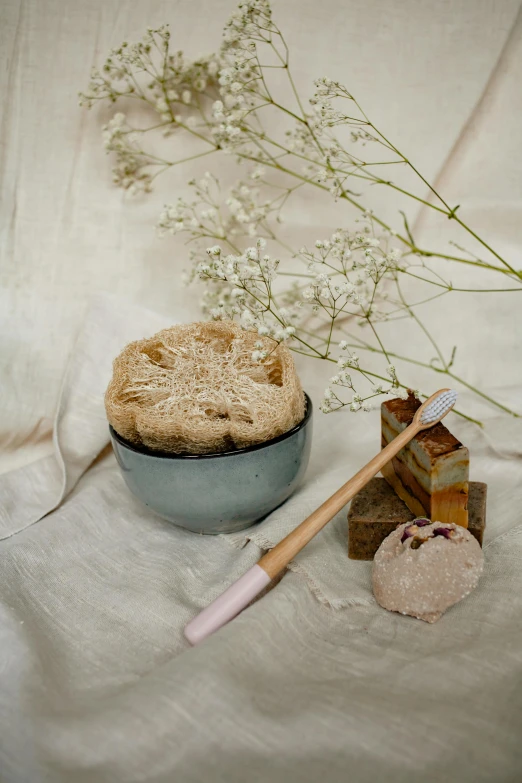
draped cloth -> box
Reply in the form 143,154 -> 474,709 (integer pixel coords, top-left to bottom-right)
1,2 -> 522,780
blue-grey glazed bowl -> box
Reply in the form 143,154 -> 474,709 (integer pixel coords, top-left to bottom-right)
109,393 -> 313,534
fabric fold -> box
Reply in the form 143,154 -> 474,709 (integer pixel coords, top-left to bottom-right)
0,293 -> 169,540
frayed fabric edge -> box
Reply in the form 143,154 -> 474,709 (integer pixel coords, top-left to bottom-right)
484,523 -> 522,551
286,560 -> 374,610
220,529 -> 374,610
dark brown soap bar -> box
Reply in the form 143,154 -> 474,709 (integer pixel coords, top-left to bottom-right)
348,477 -> 486,560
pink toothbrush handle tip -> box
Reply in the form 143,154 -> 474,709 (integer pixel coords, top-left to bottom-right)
184,564 -> 272,645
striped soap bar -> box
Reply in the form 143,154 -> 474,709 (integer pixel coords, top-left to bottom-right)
381,392 -> 469,528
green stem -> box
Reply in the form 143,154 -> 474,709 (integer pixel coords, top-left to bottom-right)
452,214 -> 520,277
236,147 -> 517,278
400,269 -> 522,293
342,334 -> 519,419
394,272 -> 447,368
350,96 -> 519,278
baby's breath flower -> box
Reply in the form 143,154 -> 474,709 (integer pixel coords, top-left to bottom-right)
250,165 -> 265,180
337,352 -> 359,369
240,309 -> 257,327
394,387 -> 409,400
83,10 -> 499,421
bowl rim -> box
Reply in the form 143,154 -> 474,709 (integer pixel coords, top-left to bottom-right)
109,391 -> 313,460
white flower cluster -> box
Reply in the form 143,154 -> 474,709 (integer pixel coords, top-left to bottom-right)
320,382 -> 372,414
194,240 -> 299,358
157,172 -> 273,242
158,192 -> 406,412
157,173 -> 223,238
102,113 -> 134,152
85,1 -> 491,419
319,348 -> 400,414
307,78 -> 378,150
209,2 -> 277,152
297,227 -> 402,318
80,25 -> 225,192
309,97 -> 350,133
158,199 -> 196,237
199,240 -> 279,287
211,51 -> 262,150
222,1 -> 274,46
337,342 -> 360,370
225,181 -> 271,236
79,25 -> 220,113
285,124 -> 319,158
307,79 -> 361,143
101,113 -> 153,193
314,77 -> 353,101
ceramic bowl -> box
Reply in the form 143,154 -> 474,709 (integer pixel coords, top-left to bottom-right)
109,393 -> 313,534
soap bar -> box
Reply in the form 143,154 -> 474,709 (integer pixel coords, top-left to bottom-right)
381,393 -> 469,527
348,477 -> 486,560
372,519 -> 484,623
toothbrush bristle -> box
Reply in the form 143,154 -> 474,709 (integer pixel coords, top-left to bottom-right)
420,390 -> 457,424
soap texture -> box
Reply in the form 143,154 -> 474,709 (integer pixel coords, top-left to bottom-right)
381,392 -> 469,527
348,477 -> 486,560
372,520 -> 484,623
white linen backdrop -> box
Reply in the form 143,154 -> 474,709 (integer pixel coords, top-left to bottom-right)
1,1 -> 522,781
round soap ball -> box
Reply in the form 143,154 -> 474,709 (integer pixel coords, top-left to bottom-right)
105,320 -> 305,455
372,520 -> 484,623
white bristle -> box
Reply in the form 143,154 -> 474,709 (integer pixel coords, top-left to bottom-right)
420,390 -> 457,424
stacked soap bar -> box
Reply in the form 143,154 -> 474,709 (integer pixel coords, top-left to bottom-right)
381,392 -> 469,528
348,477 -> 487,560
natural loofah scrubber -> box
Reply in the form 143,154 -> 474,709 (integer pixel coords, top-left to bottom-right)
105,321 -> 305,455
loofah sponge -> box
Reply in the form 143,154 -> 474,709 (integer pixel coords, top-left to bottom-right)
105,321 -> 305,455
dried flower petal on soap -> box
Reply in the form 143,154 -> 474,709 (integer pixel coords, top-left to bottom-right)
433,526 -> 454,539
373,521 -> 484,623
401,524 -> 419,542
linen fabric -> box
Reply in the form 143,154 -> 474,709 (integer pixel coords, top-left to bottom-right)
1,2 -> 522,781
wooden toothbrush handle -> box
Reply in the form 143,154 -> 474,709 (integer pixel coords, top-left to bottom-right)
259,421 -> 420,579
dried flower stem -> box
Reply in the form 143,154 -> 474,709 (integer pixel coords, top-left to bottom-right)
80,2 -> 521,424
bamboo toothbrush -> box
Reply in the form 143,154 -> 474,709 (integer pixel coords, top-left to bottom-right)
184,388 -> 458,645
